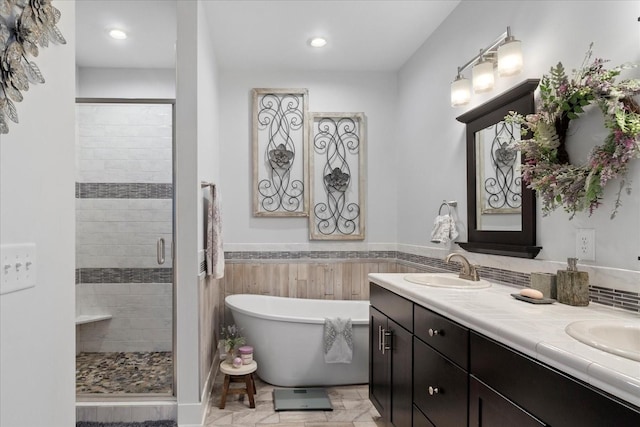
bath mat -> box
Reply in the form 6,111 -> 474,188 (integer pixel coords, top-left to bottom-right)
273,388 -> 333,411
76,421 -> 176,427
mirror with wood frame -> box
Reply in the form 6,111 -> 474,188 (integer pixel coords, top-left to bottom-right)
456,79 -> 541,258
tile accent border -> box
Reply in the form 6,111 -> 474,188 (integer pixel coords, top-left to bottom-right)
590,285 -> 640,313
223,250 -> 639,313
76,182 -> 173,199
76,268 -> 173,284
224,250 -> 398,260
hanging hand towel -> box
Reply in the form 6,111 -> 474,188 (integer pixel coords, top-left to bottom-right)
430,214 -> 459,244
323,317 -> 353,364
205,184 -> 225,278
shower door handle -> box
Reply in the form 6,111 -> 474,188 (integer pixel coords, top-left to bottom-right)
157,238 -> 165,265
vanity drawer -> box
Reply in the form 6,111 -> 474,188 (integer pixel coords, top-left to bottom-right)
414,337 -> 468,427
414,304 -> 469,370
471,332 -> 640,427
370,283 -> 413,332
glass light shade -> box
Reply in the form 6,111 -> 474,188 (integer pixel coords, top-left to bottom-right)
108,29 -> 128,40
498,39 -> 523,76
472,59 -> 495,93
451,76 -> 471,107
309,37 -> 327,48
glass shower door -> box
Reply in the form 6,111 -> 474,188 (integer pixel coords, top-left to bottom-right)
75,101 -> 175,396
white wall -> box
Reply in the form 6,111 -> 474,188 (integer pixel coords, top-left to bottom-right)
77,67 -> 175,99
175,1 -> 223,425
197,3 -> 221,254
219,70 -> 398,250
397,1 -> 640,284
0,2 -> 76,426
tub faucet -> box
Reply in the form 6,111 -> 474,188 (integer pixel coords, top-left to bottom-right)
445,253 -> 480,281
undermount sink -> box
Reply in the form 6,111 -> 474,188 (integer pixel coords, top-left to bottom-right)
403,273 -> 491,289
565,319 -> 640,362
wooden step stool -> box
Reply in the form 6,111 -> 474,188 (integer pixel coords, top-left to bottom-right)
219,360 -> 258,409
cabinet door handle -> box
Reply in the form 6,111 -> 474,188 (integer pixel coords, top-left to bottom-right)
378,325 -> 383,351
428,328 -> 442,337
428,386 -> 440,396
381,329 -> 392,354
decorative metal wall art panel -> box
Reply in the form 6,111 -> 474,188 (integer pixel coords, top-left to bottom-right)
476,121 -> 522,214
309,113 -> 365,240
253,89 -> 308,216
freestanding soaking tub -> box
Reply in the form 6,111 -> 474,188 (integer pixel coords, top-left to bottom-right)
225,294 -> 370,387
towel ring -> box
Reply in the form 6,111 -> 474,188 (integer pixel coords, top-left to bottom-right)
438,200 -> 457,216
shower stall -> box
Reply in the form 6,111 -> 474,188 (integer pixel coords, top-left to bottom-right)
74,100 -> 175,397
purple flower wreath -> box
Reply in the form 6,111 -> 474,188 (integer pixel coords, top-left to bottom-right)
507,45 -> 640,219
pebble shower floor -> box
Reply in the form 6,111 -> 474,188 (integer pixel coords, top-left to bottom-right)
76,351 -> 173,394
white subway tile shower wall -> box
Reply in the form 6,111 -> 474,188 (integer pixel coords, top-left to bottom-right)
76,198 -> 172,269
76,283 -> 172,353
76,104 -> 172,184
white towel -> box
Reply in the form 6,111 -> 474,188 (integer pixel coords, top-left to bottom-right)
205,184 -> 225,278
323,317 -> 353,364
430,214 -> 459,244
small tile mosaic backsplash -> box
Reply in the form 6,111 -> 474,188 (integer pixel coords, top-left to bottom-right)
590,285 -> 640,312
76,182 -> 173,199
224,250 -> 639,313
224,250 -> 398,260
76,268 -> 173,284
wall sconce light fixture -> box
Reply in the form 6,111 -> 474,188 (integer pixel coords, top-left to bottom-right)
451,26 -> 523,107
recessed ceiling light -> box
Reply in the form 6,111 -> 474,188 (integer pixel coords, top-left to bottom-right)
108,29 -> 128,40
309,37 -> 327,48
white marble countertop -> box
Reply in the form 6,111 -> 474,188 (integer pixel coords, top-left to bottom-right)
368,273 -> 640,408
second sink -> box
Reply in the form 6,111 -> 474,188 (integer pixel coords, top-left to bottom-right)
404,273 -> 491,289
565,319 -> 640,362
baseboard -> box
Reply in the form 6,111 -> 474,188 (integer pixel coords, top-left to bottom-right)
200,351 -> 221,407
177,352 -> 220,427
177,402 -> 204,426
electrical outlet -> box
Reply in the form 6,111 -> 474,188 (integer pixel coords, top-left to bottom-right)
575,229 -> 595,261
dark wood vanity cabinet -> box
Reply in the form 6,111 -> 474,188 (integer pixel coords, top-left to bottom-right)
414,337 -> 468,427
469,376 -> 545,427
413,304 -> 469,427
369,283 -> 640,427
370,284 -> 413,427
470,332 -> 640,427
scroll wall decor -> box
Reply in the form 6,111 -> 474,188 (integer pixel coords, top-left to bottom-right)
477,120 -> 522,214
253,88 -> 308,216
0,0 -> 66,134
309,112 -> 365,240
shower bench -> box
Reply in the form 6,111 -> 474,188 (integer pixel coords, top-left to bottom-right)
75,314 -> 112,325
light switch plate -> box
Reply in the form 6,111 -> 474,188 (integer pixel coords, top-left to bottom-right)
0,243 -> 37,295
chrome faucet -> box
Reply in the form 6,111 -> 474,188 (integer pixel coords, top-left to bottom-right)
445,253 -> 480,281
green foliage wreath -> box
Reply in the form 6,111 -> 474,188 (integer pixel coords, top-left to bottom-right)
508,46 -> 640,219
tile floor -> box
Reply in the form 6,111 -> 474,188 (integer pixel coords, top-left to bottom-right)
76,351 -> 173,394
204,371 -> 385,427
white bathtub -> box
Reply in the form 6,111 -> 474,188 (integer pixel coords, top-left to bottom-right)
225,294 -> 369,387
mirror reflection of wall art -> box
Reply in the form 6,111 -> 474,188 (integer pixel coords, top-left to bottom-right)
476,121 -> 522,215
252,88 -> 308,216
309,113 -> 365,240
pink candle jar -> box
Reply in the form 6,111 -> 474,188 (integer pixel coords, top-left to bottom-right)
238,345 -> 254,365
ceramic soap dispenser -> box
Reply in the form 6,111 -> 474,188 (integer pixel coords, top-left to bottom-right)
556,257 -> 589,306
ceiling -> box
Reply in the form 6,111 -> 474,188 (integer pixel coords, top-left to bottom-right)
75,0 -> 460,71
